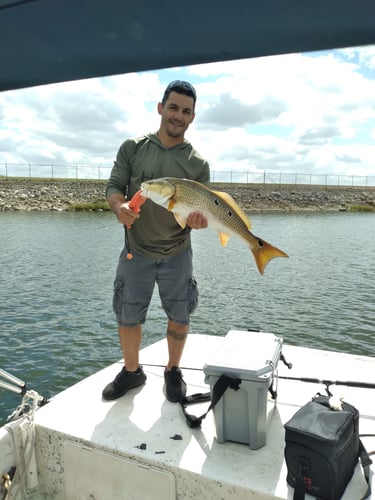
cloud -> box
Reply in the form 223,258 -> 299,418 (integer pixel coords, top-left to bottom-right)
199,94 -> 287,129
298,126 -> 342,146
1,46 -> 375,182
335,153 -> 360,163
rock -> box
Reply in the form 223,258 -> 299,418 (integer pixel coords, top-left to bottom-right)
0,178 -> 374,212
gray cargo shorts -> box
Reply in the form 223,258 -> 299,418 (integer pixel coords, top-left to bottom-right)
113,247 -> 199,327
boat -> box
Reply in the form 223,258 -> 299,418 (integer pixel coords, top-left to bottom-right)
1,1 -> 374,499
1,334 -> 374,499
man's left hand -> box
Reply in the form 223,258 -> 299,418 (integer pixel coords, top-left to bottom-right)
186,211 -> 208,229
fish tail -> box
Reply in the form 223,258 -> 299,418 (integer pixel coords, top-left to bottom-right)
250,238 -> 288,275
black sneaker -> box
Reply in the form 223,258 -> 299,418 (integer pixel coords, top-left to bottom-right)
102,366 -> 146,401
164,366 -> 187,402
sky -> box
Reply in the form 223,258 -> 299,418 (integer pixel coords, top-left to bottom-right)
1,45 -> 375,184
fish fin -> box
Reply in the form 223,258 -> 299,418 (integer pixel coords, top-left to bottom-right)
218,231 -> 230,247
168,198 -> 187,228
128,190 -> 146,213
213,191 -> 252,230
250,237 -> 289,275
174,213 -> 187,229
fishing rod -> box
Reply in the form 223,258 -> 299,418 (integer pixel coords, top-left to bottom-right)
140,362 -> 203,372
277,375 -> 375,391
141,363 -> 375,391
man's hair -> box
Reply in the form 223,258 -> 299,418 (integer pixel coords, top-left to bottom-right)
161,80 -> 197,106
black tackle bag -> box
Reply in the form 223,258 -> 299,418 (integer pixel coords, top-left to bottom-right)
284,395 -> 372,500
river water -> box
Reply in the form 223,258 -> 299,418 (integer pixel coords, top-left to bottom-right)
0,211 -> 374,423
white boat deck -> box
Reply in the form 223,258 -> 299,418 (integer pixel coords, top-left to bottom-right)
20,335 -> 375,498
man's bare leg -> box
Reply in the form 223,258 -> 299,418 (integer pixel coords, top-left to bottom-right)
118,324 -> 142,371
166,320 -> 188,370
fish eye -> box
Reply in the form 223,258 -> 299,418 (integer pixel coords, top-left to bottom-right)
258,240 -> 264,248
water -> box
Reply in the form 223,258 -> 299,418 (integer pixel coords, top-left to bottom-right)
1,211 -> 374,424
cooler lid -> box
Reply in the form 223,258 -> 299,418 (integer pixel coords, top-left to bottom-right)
203,330 -> 283,381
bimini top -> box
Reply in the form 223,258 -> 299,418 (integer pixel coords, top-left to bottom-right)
1,0 -> 375,92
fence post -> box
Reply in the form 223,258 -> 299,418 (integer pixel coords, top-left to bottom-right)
29,163 -> 31,178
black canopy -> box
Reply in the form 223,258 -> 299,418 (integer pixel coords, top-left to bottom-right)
1,0 -> 374,91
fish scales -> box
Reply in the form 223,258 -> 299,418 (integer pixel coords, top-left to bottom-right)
172,179 -> 251,238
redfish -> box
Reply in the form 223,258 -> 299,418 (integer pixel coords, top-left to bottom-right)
140,177 -> 288,274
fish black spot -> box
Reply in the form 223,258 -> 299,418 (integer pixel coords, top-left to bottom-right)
227,210 -> 233,217
214,199 -> 219,205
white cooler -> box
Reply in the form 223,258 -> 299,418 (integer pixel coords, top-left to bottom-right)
203,330 -> 283,450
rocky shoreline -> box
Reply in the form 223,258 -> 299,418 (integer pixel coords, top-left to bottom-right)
0,178 -> 374,212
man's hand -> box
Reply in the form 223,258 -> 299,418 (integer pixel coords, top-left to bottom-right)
186,211 -> 208,229
107,193 -> 140,227
115,202 -> 140,227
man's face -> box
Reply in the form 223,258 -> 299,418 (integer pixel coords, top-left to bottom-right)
158,91 -> 195,139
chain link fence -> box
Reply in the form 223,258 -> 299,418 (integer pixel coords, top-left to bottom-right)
1,163 -> 374,186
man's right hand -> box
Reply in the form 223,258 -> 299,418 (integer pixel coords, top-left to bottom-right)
115,202 -> 140,227
107,193 -> 140,227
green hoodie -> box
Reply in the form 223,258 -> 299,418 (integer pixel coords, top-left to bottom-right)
107,133 -> 210,259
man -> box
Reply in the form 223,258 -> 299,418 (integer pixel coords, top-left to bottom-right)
102,80 -> 210,403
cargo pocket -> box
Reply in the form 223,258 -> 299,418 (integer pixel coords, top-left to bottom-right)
112,277 -> 125,317
187,277 -> 199,315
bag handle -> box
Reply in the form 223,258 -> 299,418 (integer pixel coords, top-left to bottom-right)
179,374 -> 241,428
359,439 -> 372,499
